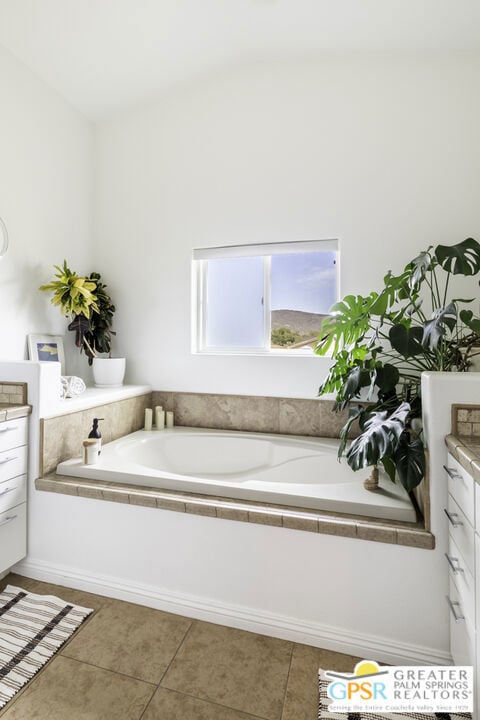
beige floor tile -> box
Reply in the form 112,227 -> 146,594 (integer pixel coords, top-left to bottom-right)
0,655 -> 154,720
162,621 -> 292,720
62,598 -> 192,683
142,687 -> 263,720
281,644 -> 362,720
0,574 -> 41,594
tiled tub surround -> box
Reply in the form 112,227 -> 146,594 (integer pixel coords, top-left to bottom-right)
40,392 -> 152,476
151,391 -> 355,438
37,389 -> 433,548
41,391 -> 355,477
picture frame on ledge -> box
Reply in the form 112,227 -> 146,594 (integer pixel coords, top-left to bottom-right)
27,334 -> 65,374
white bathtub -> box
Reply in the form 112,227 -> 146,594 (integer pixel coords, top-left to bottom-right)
56,427 -> 416,522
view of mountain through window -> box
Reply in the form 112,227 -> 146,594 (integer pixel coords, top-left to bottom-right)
193,241 -> 338,353
270,251 -> 336,349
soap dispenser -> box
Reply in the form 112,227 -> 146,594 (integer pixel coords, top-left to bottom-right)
88,418 -> 103,455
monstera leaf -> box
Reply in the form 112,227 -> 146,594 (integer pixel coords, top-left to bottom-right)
393,436 -> 426,492
407,248 -> 434,291
316,294 -> 374,355
435,238 -> 480,276
346,402 -> 410,471
422,303 -> 457,351
389,324 -> 424,358
460,309 -> 480,335
374,364 -> 400,396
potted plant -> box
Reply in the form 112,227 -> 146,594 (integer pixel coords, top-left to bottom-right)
315,238 -> 480,492
40,261 -> 126,387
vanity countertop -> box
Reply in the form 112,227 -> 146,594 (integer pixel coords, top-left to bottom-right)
445,434 -> 480,483
0,404 -> 32,422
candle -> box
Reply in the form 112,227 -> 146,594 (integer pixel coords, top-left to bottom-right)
144,408 -> 153,431
83,439 -> 99,465
166,411 -> 174,428
156,408 -> 165,430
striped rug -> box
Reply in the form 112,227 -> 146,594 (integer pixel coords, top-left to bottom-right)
0,584 -> 93,709
319,671 -> 472,720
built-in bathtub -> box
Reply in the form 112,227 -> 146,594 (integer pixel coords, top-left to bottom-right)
56,427 -> 416,522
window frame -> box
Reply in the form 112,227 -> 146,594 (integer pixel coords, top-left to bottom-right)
192,239 -> 339,355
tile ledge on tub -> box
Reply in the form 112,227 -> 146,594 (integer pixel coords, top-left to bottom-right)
42,385 -> 152,419
36,473 -> 434,549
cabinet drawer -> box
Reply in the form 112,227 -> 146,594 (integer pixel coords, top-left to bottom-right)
448,576 -> 475,667
447,536 -> 475,627
475,484 -> 480,530
446,495 -> 474,575
0,417 -> 27,453
0,445 -> 27,484
445,453 -> 474,524
0,474 -> 26,515
0,503 -> 26,573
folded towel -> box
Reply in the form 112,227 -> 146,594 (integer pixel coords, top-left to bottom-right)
61,375 -> 86,398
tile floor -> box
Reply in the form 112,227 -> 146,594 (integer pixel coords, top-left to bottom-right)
0,573 -> 361,719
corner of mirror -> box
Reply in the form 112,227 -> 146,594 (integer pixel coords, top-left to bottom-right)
0,217 -> 9,257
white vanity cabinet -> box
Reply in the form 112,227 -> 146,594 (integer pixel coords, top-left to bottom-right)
445,455 -> 475,657
0,416 -> 28,573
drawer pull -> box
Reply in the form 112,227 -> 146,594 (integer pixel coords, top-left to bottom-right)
444,508 -> 464,527
0,486 -> 14,497
0,456 -> 18,465
0,514 -> 17,529
0,425 -> 17,433
446,596 -> 465,622
443,465 -> 461,480
445,553 -> 464,574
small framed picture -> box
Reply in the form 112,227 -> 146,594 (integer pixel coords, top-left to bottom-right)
28,334 -> 65,373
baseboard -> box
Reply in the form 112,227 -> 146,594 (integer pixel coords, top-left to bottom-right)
13,557 -> 452,666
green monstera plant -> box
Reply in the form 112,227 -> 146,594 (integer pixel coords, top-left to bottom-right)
40,262 -> 116,365
315,238 -> 480,492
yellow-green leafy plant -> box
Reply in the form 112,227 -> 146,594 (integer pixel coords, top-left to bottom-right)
39,260 -> 98,318
40,261 -> 116,364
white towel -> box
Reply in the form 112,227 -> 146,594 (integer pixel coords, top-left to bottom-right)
60,375 -> 86,398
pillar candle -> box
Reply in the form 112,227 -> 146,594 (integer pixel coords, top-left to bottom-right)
156,408 -> 165,430
144,408 -> 153,431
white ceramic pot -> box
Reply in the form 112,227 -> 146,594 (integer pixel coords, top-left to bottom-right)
92,358 -> 126,388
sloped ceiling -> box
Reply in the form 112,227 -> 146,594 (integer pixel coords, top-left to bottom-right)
0,0 -> 479,119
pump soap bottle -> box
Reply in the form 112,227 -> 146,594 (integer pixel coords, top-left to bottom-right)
88,418 -> 103,456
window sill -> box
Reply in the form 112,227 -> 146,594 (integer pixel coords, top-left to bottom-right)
191,349 -> 330,358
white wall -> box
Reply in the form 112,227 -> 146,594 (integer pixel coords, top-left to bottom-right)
0,44 -> 93,376
95,55 -> 480,397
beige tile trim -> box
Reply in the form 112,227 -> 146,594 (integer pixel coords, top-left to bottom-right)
451,404 -> 480,437
36,474 -> 434,549
0,382 -> 27,405
0,405 -> 31,423
445,434 -> 480,484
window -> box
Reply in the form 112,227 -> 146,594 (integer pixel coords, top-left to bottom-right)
192,239 -> 339,354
